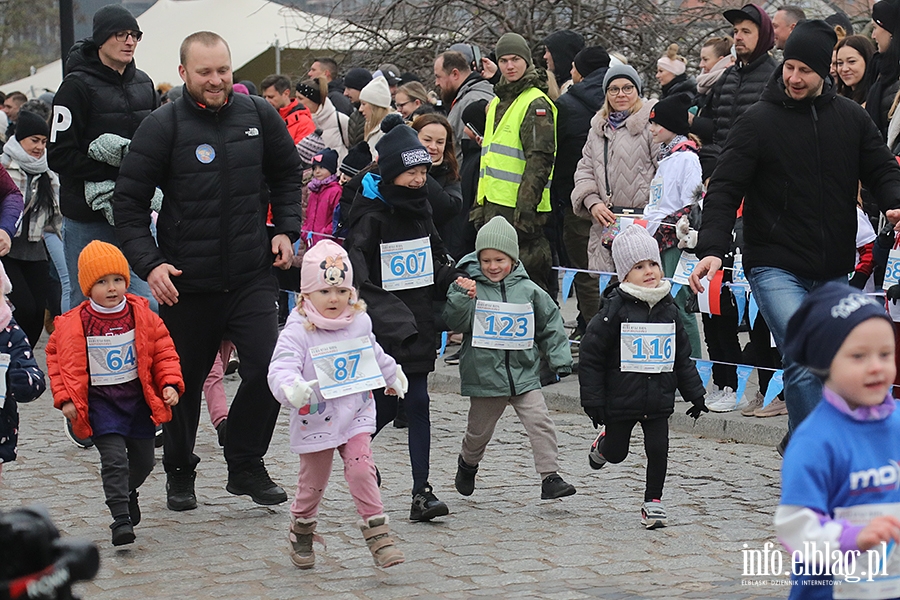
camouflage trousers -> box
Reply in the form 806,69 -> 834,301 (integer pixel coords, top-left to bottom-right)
481,202 -> 553,294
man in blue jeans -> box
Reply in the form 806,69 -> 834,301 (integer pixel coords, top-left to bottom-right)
689,20 -> 900,449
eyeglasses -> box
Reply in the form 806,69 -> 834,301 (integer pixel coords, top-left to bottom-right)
607,84 -> 636,96
395,100 -> 414,110
114,30 -> 142,42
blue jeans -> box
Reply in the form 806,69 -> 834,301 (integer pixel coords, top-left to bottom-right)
746,267 -> 846,432
43,231 -> 70,313
61,218 -> 157,312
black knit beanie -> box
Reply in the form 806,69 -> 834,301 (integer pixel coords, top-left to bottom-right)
573,46 -> 610,78
783,19 -> 838,80
92,5 -> 140,46
375,121 -> 432,183
649,93 -> 693,136
343,68 -> 372,91
874,0 -> 900,34
340,142 -> 373,177
14,110 -> 50,141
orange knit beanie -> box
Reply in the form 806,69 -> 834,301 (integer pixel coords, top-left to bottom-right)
77,241 -> 130,296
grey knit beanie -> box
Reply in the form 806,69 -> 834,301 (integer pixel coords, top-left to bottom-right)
612,225 -> 660,281
603,64 -> 643,96
476,216 -> 519,263
495,33 -> 533,68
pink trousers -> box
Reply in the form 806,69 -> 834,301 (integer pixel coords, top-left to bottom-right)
290,433 -> 383,521
202,340 -> 234,427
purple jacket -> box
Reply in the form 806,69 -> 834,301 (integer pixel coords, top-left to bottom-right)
0,165 -> 24,238
267,308 -> 399,454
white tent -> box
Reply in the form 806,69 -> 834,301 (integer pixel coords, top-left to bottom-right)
1,0 -> 374,97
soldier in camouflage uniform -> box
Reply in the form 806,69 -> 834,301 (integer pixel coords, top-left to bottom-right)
477,33 -> 557,294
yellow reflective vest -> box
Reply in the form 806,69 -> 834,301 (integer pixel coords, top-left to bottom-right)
477,87 -> 556,212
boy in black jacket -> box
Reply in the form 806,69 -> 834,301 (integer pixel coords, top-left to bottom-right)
579,225 -> 707,528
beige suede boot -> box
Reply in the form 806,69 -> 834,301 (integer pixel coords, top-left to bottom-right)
359,515 -> 404,568
289,517 -> 323,569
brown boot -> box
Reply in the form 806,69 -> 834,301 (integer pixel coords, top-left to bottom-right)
289,517 -> 323,569
359,515 -> 404,568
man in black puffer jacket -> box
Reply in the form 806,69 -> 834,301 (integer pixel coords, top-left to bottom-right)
690,21 -> 900,443
552,46 -> 609,337
114,31 -> 303,513
49,5 -> 158,311
690,3 -> 777,179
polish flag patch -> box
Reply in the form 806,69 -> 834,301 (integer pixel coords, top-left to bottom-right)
535,108 -> 547,116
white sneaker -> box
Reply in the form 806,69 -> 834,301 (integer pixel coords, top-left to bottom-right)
706,386 -> 738,412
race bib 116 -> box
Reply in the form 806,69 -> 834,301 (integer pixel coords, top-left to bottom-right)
620,323 -> 675,373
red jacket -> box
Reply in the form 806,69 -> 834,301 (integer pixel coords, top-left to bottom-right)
279,99 -> 315,144
46,294 -> 185,439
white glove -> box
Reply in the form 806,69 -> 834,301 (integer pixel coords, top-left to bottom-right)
386,365 -> 408,399
281,377 -> 318,409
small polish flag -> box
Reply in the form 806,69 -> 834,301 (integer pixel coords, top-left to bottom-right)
697,270 -> 723,315
535,108 -> 547,116
618,216 -> 649,230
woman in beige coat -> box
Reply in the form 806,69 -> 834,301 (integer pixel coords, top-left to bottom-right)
572,65 -> 658,273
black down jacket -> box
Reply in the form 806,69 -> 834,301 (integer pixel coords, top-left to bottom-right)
114,92 -> 303,293
690,53 -> 777,178
579,283 -> 705,423
49,39 -> 158,222
696,66 -> 900,281
344,173 -> 460,374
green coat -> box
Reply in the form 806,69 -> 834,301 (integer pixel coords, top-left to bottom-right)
443,252 -> 572,398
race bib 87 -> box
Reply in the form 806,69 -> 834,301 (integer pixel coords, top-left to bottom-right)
380,237 -> 434,291
309,337 -> 385,399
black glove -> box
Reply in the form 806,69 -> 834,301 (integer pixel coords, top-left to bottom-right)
888,285 -> 900,305
583,405 -> 604,429
686,402 -> 709,420
848,271 -> 868,289
878,221 -> 896,249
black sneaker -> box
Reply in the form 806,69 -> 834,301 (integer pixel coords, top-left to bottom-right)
541,474 -> 576,499
588,431 -> 607,470
443,350 -> 461,366
110,518 -> 135,546
225,352 -> 239,375
166,470 -> 198,511
409,484 -> 449,522
154,424 -> 164,448
64,417 -> 93,449
226,463 -> 287,505
454,455 -> 478,497
128,489 -> 141,526
216,419 -> 227,447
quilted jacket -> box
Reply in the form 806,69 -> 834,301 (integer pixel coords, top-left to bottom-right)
571,100 -> 658,272
46,294 -> 184,439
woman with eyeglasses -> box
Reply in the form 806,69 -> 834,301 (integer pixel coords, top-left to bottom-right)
394,82 -> 436,120
572,65 -> 658,274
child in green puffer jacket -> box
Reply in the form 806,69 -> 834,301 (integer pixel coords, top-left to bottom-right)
443,216 -> 575,501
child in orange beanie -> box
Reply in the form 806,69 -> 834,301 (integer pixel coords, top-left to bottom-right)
46,241 -> 184,546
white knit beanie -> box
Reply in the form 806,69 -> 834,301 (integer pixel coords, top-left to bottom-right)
359,76 -> 392,109
612,225 -> 661,281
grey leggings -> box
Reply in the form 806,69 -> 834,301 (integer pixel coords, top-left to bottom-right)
93,434 -> 155,520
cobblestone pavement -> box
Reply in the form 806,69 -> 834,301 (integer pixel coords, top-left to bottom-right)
1,345 -> 791,600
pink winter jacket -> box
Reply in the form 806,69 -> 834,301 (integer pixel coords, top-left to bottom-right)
303,177 -> 343,245
267,308 -> 399,454
571,100 -> 659,272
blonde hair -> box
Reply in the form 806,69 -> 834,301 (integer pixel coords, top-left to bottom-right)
296,295 -> 367,330
365,105 -> 391,138
600,96 -> 643,119
664,43 -> 686,63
